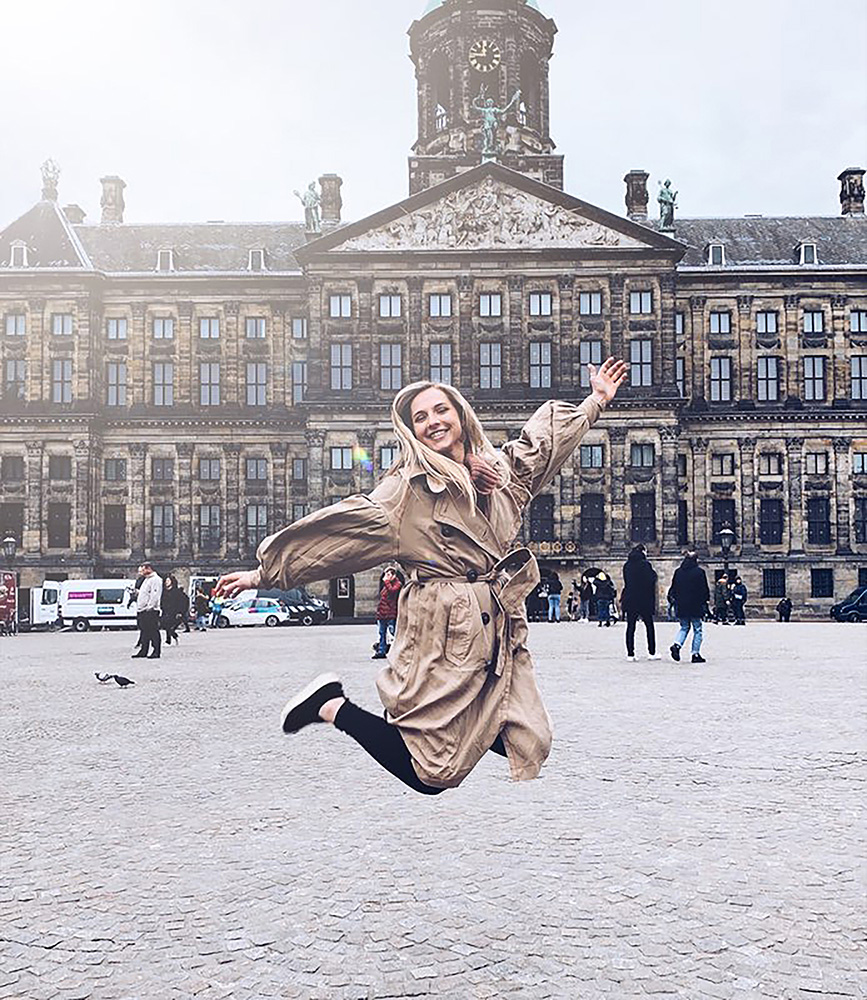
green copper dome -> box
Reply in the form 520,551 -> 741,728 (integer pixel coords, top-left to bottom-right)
422,0 -> 542,14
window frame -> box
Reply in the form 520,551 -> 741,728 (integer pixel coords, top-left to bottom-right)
199,317 -> 220,340
579,340 -> 603,388
245,317 -> 267,340
630,339 -> 653,387
757,356 -> 780,402
709,356 -> 732,402
629,443 -> 655,468
630,492 -> 657,542
153,362 -> 174,407
151,504 -> 175,547
806,497 -> 832,545
380,343 -> 403,391
51,359 -> 73,404
759,499 -> 784,546
851,356 -> 867,400
529,341 -> 552,389
152,316 -> 175,340
330,446 -> 353,471
245,362 -> 267,407
429,342 -> 453,385
580,444 -> 604,469
803,356 -> 826,401
479,293 -> 502,318
709,311 -> 731,335
329,294 -> 352,319
106,317 -> 128,341
106,361 -> 127,407
5,313 -> 26,337
428,293 -> 453,319
51,313 -> 73,336
629,290 -> 653,315
199,362 -> 221,407
329,343 -> 353,391
804,452 -> 828,476
479,342 -> 502,390
578,291 -> 602,316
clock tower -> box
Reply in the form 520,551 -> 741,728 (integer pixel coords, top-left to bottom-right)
408,0 -> 563,194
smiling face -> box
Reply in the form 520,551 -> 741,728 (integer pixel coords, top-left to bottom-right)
409,387 -> 466,463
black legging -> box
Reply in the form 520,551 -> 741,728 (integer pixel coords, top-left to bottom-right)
334,700 -> 507,796
625,611 -> 656,656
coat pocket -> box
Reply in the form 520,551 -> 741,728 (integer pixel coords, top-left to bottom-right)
443,586 -> 484,666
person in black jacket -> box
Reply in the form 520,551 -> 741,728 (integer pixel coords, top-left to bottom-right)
667,550 -> 711,664
621,544 -> 659,661
160,574 -> 186,646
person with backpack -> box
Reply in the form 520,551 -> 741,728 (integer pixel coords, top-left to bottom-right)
668,550 -> 711,664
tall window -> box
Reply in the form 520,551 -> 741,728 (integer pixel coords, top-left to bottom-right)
630,340 -> 653,387
479,293 -> 502,318
48,456 -> 72,480
676,358 -> 685,398
851,356 -> 867,400
675,311 -> 685,335
52,360 -> 72,404
0,502 -> 24,546
709,357 -> 732,401
198,458 -> 221,481
759,499 -> 784,545
380,344 -> 402,390
5,314 -> 26,336
581,494 -> 604,543
380,446 -> 398,469
245,317 -> 266,340
106,318 -> 127,340
329,294 -> 352,318
804,356 -> 826,401
630,493 -> 656,542
153,317 -> 174,340
528,292 -> 552,317
104,458 -> 127,482
677,500 -> 688,547
529,495 -> 555,541
430,343 -> 453,384
578,291 -> 602,316
811,568 -> 833,598
630,443 -> 655,468
806,498 -> 831,544
579,340 -> 603,388
529,342 -> 552,389
799,243 -> 817,265
292,458 -> 307,481
103,505 -> 127,550
479,343 -> 502,389
854,453 -> 867,475
804,452 -> 828,476
151,458 -> 174,482
763,569 -> 786,598
711,499 -> 736,545
708,244 -> 725,266
200,363 -> 221,406
711,454 -> 735,477
246,504 -> 269,550
803,310 -> 824,334
47,502 -> 71,548
246,363 -> 267,406
330,447 -> 352,470
429,293 -> 452,318
850,310 -> 867,333
292,318 -> 308,339
292,361 -> 308,403
759,453 -> 782,476
757,356 -> 780,402
106,362 -> 127,406
756,311 -> 778,336
580,444 -> 603,468
245,458 -> 268,482
152,505 -> 175,546
5,360 -> 26,399
153,363 -> 174,406
198,505 -> 221,551
629,290 -> 652,314
157,249 -> 174,271
199,317 -> 220,339
709,311 -> 731,335
51,313 -> 73,336
330,344 -> 352,390
248,249 -> 265,271
292,503 -> 309,521
854,498 -> 867,543
379,294 -> 402,318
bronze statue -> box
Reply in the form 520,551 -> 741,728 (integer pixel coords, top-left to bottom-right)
658,179 -> 678,229
295,182 -> 322,233
472,84 -> 521,155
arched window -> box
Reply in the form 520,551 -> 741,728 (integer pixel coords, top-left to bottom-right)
429,52 -> 450,133
520,51 -> 541,130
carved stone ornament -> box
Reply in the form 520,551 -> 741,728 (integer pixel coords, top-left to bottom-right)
335,178 -> 646,252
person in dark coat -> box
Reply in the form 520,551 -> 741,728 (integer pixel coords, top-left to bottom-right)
579,578 -> 593,621
547,572 -> 563,622
667,550 -> 711,663
372,567 -> 402,659
594,573 -> 617,627
194,589 -> 211,631
160,574 -> 186,646
731,577 -> 748,625
621,544 -> 659,661
776,596 -> 793,622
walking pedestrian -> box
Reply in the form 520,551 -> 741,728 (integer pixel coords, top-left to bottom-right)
209,593 -> 224,629
216,358 -> 628,795
668,550 -> 711,664
713,574 -> 731,624
132,563 -> 163,659
594,573 -> 616,627
579,577 -> 593,621
566,580 -> 579,621
372,567 -> 402,659
194,589 -> 210,631
621,544 -> 659,661
776,596 -> 793,622
160,574 -> 186,646
547,572 -> 563,623
731,577 -> 748,625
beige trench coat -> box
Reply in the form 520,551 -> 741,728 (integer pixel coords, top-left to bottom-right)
256,396 -> 603,788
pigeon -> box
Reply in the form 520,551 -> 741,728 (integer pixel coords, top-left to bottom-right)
94,672 -> 112,683
94,672 -> 135,687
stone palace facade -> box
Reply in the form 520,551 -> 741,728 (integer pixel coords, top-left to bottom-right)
1,0 -> 866,617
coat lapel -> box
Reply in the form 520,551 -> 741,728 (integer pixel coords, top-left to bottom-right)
433,489 -> 504,564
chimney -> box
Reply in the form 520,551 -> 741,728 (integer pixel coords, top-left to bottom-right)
624,170 -> 649,221
100,175 -> 126,224
838,167 -> 865,216
63,204 -> 86,224
319,173 -> 343,229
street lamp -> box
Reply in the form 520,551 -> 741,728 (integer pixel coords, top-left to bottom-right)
1,534 -> 16,565
719,523 -> 735,578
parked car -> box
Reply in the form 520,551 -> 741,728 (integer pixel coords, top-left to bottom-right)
217,597 -> 292,628
261,587 -> 329,626
830,586 -> 867,622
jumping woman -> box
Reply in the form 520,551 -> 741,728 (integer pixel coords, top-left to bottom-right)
217,357 -> 627,795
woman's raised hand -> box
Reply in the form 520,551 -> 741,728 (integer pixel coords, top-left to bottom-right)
465,453 -> 500,495
215,569 -> 260,598
588,356 -> 629,406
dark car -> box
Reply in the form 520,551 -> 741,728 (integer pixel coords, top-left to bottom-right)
258,587 -> 329,626
830,586 -> 867,623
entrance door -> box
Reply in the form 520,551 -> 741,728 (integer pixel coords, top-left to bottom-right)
330,576 -> 355,619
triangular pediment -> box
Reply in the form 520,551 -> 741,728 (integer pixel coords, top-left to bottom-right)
299,162 -> 684,258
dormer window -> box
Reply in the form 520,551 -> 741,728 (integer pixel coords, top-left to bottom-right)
707,243 -> 725,266
798,242 -> 818,265
157,249 -> 174,272
248,249 -> 265,272
10,242 -> 28,267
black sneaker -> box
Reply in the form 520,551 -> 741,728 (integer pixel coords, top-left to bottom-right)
670,643 -> 681,662
691,653 -> 706,664
280,673 -> 344,734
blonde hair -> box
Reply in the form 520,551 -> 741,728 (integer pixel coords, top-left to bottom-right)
388,381 -> 510,506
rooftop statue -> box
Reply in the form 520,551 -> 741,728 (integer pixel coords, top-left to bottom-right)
658,178 -> 678,229
41,158 -> 61,201
295,182 -> 322,233
472,85 -> 521,156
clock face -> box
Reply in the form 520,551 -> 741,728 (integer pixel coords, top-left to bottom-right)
468,38 -> 502,73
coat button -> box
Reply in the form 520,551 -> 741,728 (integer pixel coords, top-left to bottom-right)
440,525 -> 454,537
466,568 -> 478,582
481,612 -> 491,625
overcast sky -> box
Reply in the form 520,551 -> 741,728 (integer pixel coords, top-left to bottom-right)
1,0 -> 865,228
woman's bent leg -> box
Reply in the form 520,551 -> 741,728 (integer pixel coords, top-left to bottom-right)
333,701 -> 444,796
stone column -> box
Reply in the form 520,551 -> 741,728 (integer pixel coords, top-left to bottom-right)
508,276 -> 525,389
177,302 -> 193,408
129,443 -> 148,559
830,295 -> 849,403
833,437 -> 852,553
356,278 -> 373,393
176,443 -> 194,558
556,274 -> 573,391
269,442 -> 289,530
224,302 -> 240,408
690,437 -> 709,552
73,438 -> 92,560
306,279 -> 323,396
659,272 -> 678,395
25,441 -> 43,554
609,276 -> 625,367
783,295 -> 801,401
270,304 -> 287,406
458,274 -> 474,390
689,297 -> 706,400
739,437 -> 757,552
609,426 -> 628,551
407,277 -> 424,384
224,443 -> 242,559
28,298 -> 46,402
786,438 -> 804,554
737,296 -> 754,401
357,429 -> 376,494
130,303 -> 147,406
659,426 -> 680,553
305,430 -> 326,510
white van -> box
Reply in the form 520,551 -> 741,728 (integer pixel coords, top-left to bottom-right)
59,579 -> 138,632
17,580 -> 61,631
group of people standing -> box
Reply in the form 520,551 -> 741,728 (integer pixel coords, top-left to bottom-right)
713,573 -> 749,625
129,563 -> 191,659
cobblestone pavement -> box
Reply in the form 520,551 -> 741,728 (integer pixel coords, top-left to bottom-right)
1,620 -> 865,1000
